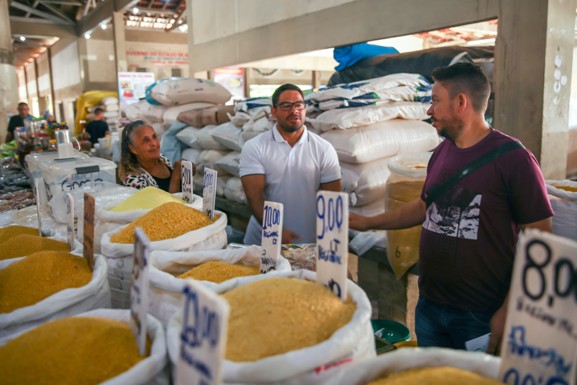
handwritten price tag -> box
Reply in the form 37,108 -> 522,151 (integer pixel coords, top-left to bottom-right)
66,193 -> 75,249
315,191 -> 349,301
176,280 -> 229,385
83,193 -> 95,271
34,178 -> 43,236
499,229 -> 577,385
202,168 -> 217,221
181,160 -> 194,203
260,201 -> 282,273
131,227 -> 150,356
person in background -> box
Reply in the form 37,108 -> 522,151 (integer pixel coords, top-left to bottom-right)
85,107 -> 110,147
239,83 -> 342,245
6,102 -> 34,143
118,120 -> 194,193
349,63 -> 553,354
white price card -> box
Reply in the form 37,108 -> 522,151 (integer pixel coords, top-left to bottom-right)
202,168 -> 218,221
499,229 -> 577,385
176,280 -> 230,385
260,201 -> 283,273
131,227 -> 150,356
65,192 -> 75,249
315,191 -> 349,301
83,193 -> 95,271
34,178 -> 43,236
181,160 -> 194,203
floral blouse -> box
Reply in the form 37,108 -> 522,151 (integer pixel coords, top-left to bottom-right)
123,154 -> 173,190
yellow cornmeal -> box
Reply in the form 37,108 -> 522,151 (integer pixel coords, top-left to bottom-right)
0,316 -> 147,385
366,366 -> 504,385
0,251 -> 92,313
110,202 -> 214,244
109,186 -> 184,212
0,225 -> 38,244
177,260 -> 260,283
222,277 -> 356,362
552,184 -> 577,193
0,234 -> 70,260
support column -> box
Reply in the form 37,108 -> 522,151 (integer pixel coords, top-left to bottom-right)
0,0 -> 19,143
494,0 -> 576,179
112,11 -> 127,73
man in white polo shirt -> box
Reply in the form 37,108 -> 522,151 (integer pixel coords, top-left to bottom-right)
239,83 -> 342,245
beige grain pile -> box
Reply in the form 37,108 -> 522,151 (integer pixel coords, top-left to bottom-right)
110,202 -> 213,244
0,251 -> 92,313
0,316 -> 147,385
0,234 -> 70,260
222,277 -> 356,362
178,260 -> 260,283
109,186 -> 184,212
0,225 -> 38,244
365,367 -> 504,385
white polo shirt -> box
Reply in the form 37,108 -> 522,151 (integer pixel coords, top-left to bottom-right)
239,124 -> 341,244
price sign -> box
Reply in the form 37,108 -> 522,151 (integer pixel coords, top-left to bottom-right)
315,191 -> 349,301
176,280 -> 229,385
202,168 -> 217,221
83,193 -> 95,271
181,160 -> 194,203
260,201 -> 283,273
499,229 -> 577,385
131,227 -> 150,356
34,178 -> 43,236
66,193 -> 75,249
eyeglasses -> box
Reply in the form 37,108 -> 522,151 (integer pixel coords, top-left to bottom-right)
275,101 -> 306,111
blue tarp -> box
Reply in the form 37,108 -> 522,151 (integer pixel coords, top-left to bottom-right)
334,43 -> 399,71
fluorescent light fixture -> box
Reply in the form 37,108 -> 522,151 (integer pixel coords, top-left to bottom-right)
84,32 -> 91,39
19,36 -> 26,42
132,7 -> 139,14
179,24 -> 188,32
100,22 -> 107,30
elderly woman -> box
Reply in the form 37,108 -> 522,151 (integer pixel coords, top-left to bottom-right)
118,120 -> 194,192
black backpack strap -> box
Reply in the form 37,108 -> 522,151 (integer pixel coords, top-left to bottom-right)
425,140 -> 524,208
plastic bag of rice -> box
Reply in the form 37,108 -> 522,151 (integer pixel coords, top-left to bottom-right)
167,269 -> 374,385
0,252 -> 110,342
324,347 -> 502,385
148,245 -> 292,327
0,309 -> 167,385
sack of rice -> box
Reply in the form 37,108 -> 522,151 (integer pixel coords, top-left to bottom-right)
324,347 -> 501,385
0,308 -> 167,385
147,77 -> 232,107
0,252 -> 110,342
546,179 -> 577,241
101,203 -> 228,309
148,245 -> 292,327
167,270 -> 374,385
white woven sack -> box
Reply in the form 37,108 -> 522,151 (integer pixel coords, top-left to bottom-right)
215,151 -> 240,177
198,148 -> 230,174
100,211 -> 228,309
124,100 -> 143,121
349,197 -> 386,217
181,147 -> 201,165
163,102 -> 215,128
166,269 -> 375,385
175,126 -> 199,148
341,157 -> 392,207
309,102 -> 430,132
325,348 -> 500,385
322,119 -> 439,164
224,176 -> 246,204
211,122 -> 245,152
193,174 -> 229,197
0,253 -> 111,342
148,245 -> 292,327
546,179 -> 577,241
150,78 -> 231,107
139,101 -> 167,123
102,96 -> 119,105
242,114 -> 274,141
105,111 -> 119,119
105,103 -> 119,112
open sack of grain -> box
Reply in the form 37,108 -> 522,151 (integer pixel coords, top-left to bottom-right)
0,224 -> 82,261
0,309 -> 168,385
0,252 -> 110,342
101,202 -> 228,309
546,179 -> 577,242
148,245 -> 292,327
166,269 -> 375,385
324,347 -> 501,385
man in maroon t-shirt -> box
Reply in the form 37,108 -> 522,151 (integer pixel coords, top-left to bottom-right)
350,62 -> 553,354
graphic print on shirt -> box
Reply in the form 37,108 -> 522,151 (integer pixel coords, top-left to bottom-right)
423,187 -> 481,240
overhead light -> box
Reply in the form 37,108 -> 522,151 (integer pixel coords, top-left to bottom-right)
132,7 -> 139,14
84,32 -> 91,39
100,22 -> 107,30
19,36 -> 26,42
179,24 -> 188,32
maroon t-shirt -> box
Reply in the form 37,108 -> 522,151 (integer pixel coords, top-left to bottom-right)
419,129 -> 553,313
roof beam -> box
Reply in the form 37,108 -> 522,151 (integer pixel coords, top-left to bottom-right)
38,1 -> 75,22
77,0 -> 137,35
40,0 -> 83,6
10,1 -> 74,24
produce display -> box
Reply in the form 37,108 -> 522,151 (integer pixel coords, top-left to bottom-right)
222,277 -> 356,362
0,251 -> 91,313
365,366 -> 503,385
110,202 -> 213,243
0,233 -> 69,260
0,316 -> 146,385
109,186 -> 184,212
0,225 -> 38,244
177,260 -> 259,283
